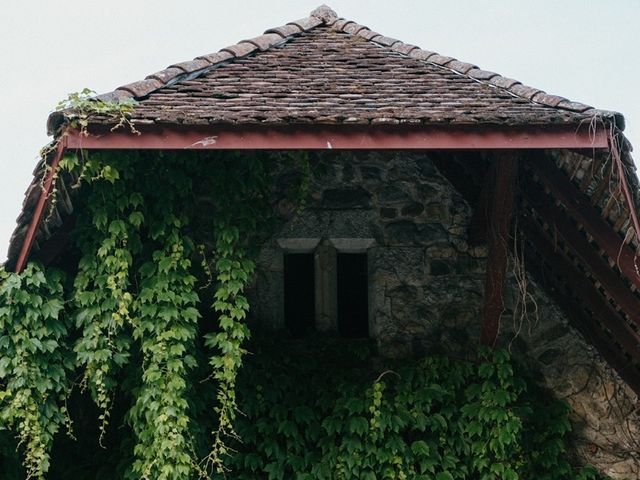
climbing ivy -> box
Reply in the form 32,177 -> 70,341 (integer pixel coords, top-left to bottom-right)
128,181 -> 201,480
0,106 -> 610,479
56,88 -> 138,135
70,152 -> 143,441
223,337 -> 607,480
203,153 -> 277,474
0,263 -> 72,479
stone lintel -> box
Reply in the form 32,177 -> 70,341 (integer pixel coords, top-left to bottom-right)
277,237 -> 321,252
329,237 -> 376,253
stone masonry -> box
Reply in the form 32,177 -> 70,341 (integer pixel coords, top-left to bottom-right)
248,151 -> 640,478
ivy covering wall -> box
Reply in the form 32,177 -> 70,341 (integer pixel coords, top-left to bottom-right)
0,147 -> 610,479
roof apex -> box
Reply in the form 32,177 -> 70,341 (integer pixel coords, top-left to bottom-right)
47,4 -> 619,137
310,4 -> 338,23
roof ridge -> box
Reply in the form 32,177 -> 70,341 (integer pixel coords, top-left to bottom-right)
48,4 -> 625,136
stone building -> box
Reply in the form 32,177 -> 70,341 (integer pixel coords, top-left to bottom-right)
7,5 -> 640,477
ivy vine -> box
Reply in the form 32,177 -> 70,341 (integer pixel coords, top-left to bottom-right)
222,337 -> 607,480
70,152 -> 143,441
203,153 -> 277,474
0,93 -> 612,479
0,263 -> 72,479
128,171 -> 201,479
55,88 -> 139,135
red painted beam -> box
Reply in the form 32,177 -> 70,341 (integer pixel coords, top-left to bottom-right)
524,218 -> 640,363
14,123 -> 608,273
523,179 -> 640,327
528,157 -> 640,289
480,153 -> 518,347
15,137 -> 67,273
66,124 -> 609,151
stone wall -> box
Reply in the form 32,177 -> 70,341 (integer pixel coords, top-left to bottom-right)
500,277 -> 640,479
249,151 -> 640,478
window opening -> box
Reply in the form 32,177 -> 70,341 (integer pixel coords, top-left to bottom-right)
337,253 -> 369,338
284,253 -> 315,337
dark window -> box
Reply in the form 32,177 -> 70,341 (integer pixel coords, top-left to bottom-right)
284,253 -> 315,337
337,253 -> 369,338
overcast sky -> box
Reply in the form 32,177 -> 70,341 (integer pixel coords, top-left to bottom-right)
0,0 -> 638,262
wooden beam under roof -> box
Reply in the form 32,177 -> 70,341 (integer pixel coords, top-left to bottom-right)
65,124 -> 610,151
527,156 -> 640,290
480,153 -> 518,347
523,178 -> 640,327
523,218 -> 640,364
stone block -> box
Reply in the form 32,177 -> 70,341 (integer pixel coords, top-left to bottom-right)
385,220 -> 418,244
401,202 -> 425,217
322,187 -> 372,209
376,185 -> 412,205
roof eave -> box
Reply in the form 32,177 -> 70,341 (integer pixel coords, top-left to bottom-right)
62,122 -> 611,151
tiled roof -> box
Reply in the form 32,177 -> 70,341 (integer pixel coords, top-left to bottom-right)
49,5 -> 614,134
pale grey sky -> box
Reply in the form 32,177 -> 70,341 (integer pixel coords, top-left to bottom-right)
0,1 -> 638,262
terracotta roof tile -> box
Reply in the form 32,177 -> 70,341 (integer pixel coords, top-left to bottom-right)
117,79 -> 163,97
509,84 -> 543,100
94,90 -> 134,103
488,76 -> 521,89
170,59 -> 211,73
264,24 -> 302,38
356,29 -> 381,40
445,60 -> 477,74
64,5 -> 604,131
287,16 -> 323,31
195,51 -> 233,64
467,69 -> 499,81
532,92 -> 566,108
342,22 -> 368,35
557,100 -> 594,113
243,33 -> 284,51
407,49 -> 438,61
391,43 -> 419,55
221,42 -> 258,58
22,184 -> 40,212
147,67 -> 184,84
371,35 -> 401,47
331,19 -> 353,31
427,54 -> 456,66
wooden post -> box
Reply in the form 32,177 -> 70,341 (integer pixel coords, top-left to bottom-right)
480,153 -> 518,347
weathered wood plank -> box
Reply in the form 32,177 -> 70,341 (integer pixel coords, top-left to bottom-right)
523,178 -> 640,327
528,156 -> 640,290
523,218 -> 640,363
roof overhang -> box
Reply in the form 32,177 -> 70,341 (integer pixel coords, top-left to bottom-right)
66,123 -> 609,151
13,122 -> 608,274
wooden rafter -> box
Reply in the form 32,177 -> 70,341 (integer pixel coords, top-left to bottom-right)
523,178 -> 640,327
523,219 -> 640,363
527,156 -> 640,289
